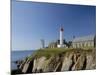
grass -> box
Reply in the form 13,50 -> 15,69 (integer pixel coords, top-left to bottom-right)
34,48 -> 67,59
27,48 -> 95,60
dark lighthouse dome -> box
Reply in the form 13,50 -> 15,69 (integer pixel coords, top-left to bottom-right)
60,27 -> 64,31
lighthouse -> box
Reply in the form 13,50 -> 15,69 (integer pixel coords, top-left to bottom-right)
57,26 -> 65,48
60,27 -> 63,46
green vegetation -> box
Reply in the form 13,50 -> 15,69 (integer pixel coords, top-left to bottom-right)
34,48 -> 67,59
26,48 -> 95,60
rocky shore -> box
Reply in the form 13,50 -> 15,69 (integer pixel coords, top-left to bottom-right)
11,48 -> 96,74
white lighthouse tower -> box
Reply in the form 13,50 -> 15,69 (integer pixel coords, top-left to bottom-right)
57,26 -> 65,48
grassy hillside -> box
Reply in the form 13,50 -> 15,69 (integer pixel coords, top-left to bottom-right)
28,48 -> 95,60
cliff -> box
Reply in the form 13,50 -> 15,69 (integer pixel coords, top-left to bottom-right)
12,48 -> 96,74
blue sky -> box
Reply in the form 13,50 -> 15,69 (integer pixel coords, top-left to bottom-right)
12,1 -> 96,50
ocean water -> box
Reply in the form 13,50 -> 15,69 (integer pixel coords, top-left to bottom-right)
11,50 -> 34,70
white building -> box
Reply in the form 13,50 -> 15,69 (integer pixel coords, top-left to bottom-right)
72,35 -> 96,48
57,26 -> 66,48
41,39 -> 45,48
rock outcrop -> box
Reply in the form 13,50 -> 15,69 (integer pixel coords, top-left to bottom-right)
16,49 -> 96,74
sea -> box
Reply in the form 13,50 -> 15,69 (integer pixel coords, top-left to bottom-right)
11,50 -> 35,70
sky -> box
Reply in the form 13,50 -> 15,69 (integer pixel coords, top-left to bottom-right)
11,1 -> 96,51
